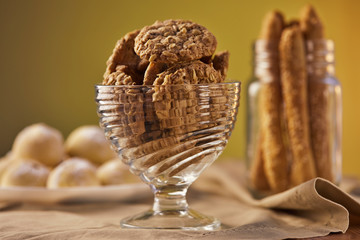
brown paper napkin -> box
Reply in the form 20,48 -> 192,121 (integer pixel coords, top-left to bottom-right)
0,160 -> 359,240
190,161 -> 360,239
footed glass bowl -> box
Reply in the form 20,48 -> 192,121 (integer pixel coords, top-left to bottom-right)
95,82 -> 240,230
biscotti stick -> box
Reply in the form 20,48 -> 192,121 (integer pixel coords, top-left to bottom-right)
259,11 -> 284,41
300,5 -> 333,181
300,5 -> 324,40
250,134 -> 270,191
255,11 -> 288,192
279,26 -> 317,186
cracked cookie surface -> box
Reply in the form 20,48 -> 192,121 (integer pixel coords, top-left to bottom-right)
134,19 -> 217,64
153,60 -> 223,85
102,65 -> 142,85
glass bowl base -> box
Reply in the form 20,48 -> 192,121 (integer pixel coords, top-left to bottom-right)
120,208 -> 220,230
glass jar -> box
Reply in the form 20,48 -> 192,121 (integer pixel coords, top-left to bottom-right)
246,39 -> 342,197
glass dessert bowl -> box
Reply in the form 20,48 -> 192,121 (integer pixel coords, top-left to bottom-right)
95,82 -> 241,230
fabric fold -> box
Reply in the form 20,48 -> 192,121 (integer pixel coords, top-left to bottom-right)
190,162 -> 360,239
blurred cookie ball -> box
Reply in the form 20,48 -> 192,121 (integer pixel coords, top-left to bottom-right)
12,123 -> 65,167
0,155 -> 13,183
97,159 -> 140,185
1,159 -> 50,187
65,125 -> 117,165
47,157 -> 100,188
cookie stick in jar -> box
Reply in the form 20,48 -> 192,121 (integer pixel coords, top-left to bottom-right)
279,26 -> 317,186
250,134 -> 270,191
300,5 -> 333,181
251,11 -> 288,192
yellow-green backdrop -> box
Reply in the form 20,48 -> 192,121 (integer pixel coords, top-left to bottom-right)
0,0 -> 359,177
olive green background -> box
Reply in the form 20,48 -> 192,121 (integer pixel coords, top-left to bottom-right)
0,0 -> 359,177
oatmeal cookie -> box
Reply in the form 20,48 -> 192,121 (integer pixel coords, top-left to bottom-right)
134,19 -> 217,63
151,61 -> 222,136
103,30 -> 146,81
212,51 -> 230,79
153,60 -> 223,85
137,58 -> 150,73
103,65 -> 142,85
143,62 -> 168,85
151,86 -> 199,141
99,85 -> 146,144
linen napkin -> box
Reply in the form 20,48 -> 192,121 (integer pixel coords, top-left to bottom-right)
190,161 -> 360,239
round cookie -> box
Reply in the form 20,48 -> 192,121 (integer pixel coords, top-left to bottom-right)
103,29 -> 146,80
134,19 -> 217,63
153,60 -> 223,85
47,157 -> 99,188
0,155 -> 13,183
12,123 -> 65,167
65,125 -> 117,165
96,159 -> 140,185
1,159 -> 50,187
212,50 -> 230,79
103,65 -> 142,85
143,62 -> 168,85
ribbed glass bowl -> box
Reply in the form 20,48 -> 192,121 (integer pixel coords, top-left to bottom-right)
95,82 -> 241,230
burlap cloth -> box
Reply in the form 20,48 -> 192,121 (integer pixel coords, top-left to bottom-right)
0,160 -> 359,240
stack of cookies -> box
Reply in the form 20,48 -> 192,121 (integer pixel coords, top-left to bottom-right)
103,19 -> 228,86
100,19 -> 230,178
